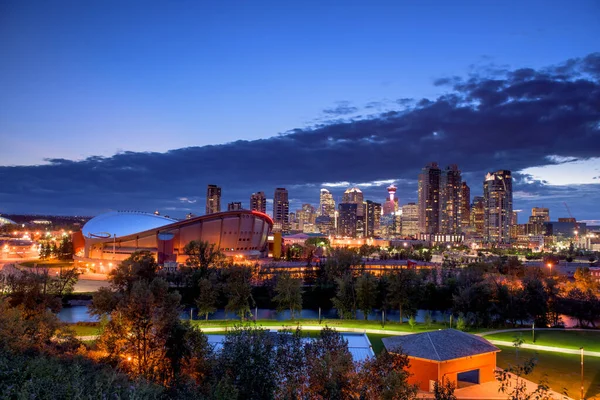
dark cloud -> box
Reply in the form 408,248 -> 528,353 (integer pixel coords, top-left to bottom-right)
322,101 -> 359,116
1,53 -> 599,219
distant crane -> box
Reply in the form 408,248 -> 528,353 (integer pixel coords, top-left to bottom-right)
563,202 -> 580,241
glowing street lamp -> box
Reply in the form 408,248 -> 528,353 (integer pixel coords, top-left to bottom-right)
580,347 -> 584,400
547,263 -> 553,275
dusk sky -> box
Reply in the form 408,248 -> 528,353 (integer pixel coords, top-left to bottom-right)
0,1 -> 599,221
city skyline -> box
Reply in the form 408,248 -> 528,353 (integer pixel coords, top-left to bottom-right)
0,2 -> 599,221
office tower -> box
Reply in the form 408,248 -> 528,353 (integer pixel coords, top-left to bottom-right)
319,189 -> 336,217
364,200 -> 382,238
440,164 -> 462,234
401,203 -> 419,238
483,170 -> 513,243
460,182 -> 470,229
382,184 -> 399,215
227,202 -> 243,211
296,204 -> 316,230
338,203 -> 358,238
343,187 -> 365,237
273,188 -> 290,233
250,192 -> 267,213
206,184 -> 221,215
471,196 -> 485,236
531,207 -> 550,222
418,162 -> 441,234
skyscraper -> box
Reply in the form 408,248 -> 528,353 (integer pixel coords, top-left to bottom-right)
273,188 -> 289,233
338,203 -> 357,238
440,164 -> 462,234
400,203 -> 419,238
418,162 -> 441,234
460,182 -> 471,229
382,184 -> 399,215
483,170 -> 513,243
343,187 -> 365,237
206,184 -> 221,215
319,189 -> 335,217
227,202 -> 242,211
250,191 -> 267,213
364,200 -> 382,238
471,196 -> 485,236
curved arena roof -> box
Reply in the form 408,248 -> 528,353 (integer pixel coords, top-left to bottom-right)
0,216 -> 16,225
82,211 -> 177,239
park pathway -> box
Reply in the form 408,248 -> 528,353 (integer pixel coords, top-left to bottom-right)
478,327 -> 600,357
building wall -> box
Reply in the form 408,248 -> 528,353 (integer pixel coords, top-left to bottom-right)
406,358 -> 439,391
438,352 -> 497,385
406,352 -> 497,392
81,211 -> 272,267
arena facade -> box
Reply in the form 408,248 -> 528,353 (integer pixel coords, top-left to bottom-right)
73,210 -> 273,271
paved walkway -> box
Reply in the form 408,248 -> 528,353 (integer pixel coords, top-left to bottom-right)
477,327 -> 600,357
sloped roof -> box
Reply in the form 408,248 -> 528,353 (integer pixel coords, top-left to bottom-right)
382,329 -> 499,361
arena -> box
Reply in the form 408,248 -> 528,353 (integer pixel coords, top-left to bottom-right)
73,210 -> 273,272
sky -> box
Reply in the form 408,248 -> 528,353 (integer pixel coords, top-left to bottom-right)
0,0 -> 599,221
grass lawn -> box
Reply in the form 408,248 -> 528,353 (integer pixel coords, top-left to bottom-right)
497,345 -> 600,399
191,318 -> 446,333
21,260 -> 74,268
68,324 -> 101,336
485,330 -> 600,352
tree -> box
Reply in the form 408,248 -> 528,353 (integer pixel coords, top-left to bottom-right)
496,355 -> 550,400
223,266 -> 254,320
184,240 -> 224,274
196,277 -> 218,321
433,377 -> 457,400
97,278 -> 195,385
355,272 -> 378,320
51,267 -> 80,296
331,273 -> 356,319
408,316 -> 416,330
305,327 -> 355,400
424,311 -> 433,329
387,269 -> 419,324
109,251 -> 159,293
273,271 -> 303,319
274,328 -> 309,399
215,326 -> 277,399
355,350 -> 418,400
57,235 -> 74,260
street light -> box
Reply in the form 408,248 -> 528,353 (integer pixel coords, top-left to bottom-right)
547,263 -> 553,275
581,347 -> 584,400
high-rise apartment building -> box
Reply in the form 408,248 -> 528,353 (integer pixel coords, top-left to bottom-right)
206,184 -> 221,215
471,196 -> 485,236
382,185 -> 399,215
364,200 -> 382,238
250,192 -> 267,213
273,188 -> 290,233
296,204 -> 316,231
483,170 -> 513,243
418,163 -> 441,234
338,203 -> 358,238
460,182 -> 470,229
343,187 -> 365,237
401,203 -> 419,238
227,202 -> 243,211
440,164 -> 462,234
319,189 -> 336,217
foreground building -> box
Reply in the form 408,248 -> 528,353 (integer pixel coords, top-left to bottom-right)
383,329 -> 499,392
73,210 -> 273,270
